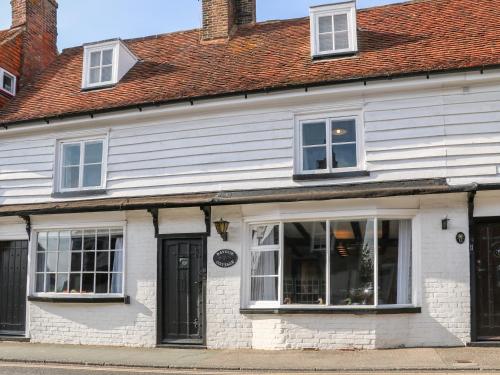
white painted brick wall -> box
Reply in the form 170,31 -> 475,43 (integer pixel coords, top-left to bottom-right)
11,194 -> 472,349
28,211 -> 157,347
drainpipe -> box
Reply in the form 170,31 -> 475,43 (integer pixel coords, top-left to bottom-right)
468,186 -> 478,343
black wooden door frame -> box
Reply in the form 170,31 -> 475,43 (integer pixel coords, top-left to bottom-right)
470,216 -> 500,342
0,240 -> 29,337
156,233 -> 207,347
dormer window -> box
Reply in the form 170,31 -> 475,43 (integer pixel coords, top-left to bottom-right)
82,39 -> 137,90
310,1 -> 358,57
0,68 -> 16,96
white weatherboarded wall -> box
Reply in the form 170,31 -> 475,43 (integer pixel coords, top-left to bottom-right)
1,71 -> 500,205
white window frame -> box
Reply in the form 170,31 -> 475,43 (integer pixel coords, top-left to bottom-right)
295,111 -> 365,175
310,2 -> 358,57
30,224 -> 126,299
243,214 -> 417,310
0,67 -> 17,96
82,42 -> 119,89
56,137 -> 108,193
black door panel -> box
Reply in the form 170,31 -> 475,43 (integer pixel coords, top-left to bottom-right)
0,241 -> 28,336
160,237 -> 205,345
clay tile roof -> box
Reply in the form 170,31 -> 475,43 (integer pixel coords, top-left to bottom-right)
1,0 -> 499,125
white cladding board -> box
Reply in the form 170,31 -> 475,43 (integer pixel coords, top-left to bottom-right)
1,78 -> 500,204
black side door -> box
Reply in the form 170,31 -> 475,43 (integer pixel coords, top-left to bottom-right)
0,241 -> 28,336
159,236 -> 205,345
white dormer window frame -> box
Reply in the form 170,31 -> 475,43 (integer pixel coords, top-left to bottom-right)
82,40 -> 137,90
82,42 -> 119,89
310,2 -> 358,57
0,67 -> 17,96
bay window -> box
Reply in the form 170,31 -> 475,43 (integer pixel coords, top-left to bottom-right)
34,228 -> 124,296
247,218 -> 413,308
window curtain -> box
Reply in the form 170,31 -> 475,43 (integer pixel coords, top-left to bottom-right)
111,237 -> 123,293
397,220 -> 412,304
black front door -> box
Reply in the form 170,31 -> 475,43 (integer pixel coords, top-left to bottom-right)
159,236 -> 205,345
475,221 -> 500,340
0,241 -> 28,336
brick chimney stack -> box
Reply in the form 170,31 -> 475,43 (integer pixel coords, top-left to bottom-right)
201,0 -> 256,42
11,0 -> 58,87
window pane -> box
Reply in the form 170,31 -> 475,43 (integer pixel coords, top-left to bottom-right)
48,232 -> 58,251
59,231 -> 71,252
3,74 -> 13,93
332,143 -> 357,168
36,253 -> 45,272
378,220 -> 412,305
331,119 -> 356,143
56,273 -> 69,293
251,251 -> 279,276
302,122 -> 326,146
96,273 -> 109,294
71,231 -> 83,251
57,252 -> 70,273
89,67 -> 100,84
84,230 -> 96,250
111,231 -> 124,250
35,274 -> 44,293
330,219 -> 375,305
303,146 -> 327,171
37,232 -> 47,252
84,141 -> 103,164
62,166 -> 80,189
251,277 -> 278,301
46,252 -> 57,273
318,15 -> 333,33
83,252 -> 95,272
110,252 -> 123,273
334,13 -> 348,31
46,273 -> 56,293
82,274 -> 94,293
69,274 -> 81,293
96,229 -> 110,250
101,66 -> 113,82
283,222 -> 326,305
83,164 -> 102,187
251,224 -> 279,247
90,51 -> 101,67
102,49 -> 113,65
62,144 -> 80,166
110,273 -> 122,293
71,252 -> 82,272
96,251 -> 109,272
319,33 -> 333,52
335,31 -> 349,50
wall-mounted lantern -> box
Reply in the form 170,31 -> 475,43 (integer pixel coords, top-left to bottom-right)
442,217 -> 450,230
214,218 -> 230,241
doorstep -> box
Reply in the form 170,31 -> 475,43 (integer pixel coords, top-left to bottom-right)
0,336 -> 29,343
468,341 -> 500,347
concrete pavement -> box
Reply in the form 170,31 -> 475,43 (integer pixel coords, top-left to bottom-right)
2,342 -> 500,372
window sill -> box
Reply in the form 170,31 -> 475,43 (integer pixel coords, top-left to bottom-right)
28,296 -> 130,304
81,83 -> 117,92
312,51 -> 358,61
293,171 -> 370,181
51,189 -> 108,198
240,306 -> 421,315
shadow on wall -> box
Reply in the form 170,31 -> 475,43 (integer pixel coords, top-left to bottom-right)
30,298 -> 153,331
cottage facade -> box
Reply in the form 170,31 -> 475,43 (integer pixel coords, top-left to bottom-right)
0,0 -> 499,349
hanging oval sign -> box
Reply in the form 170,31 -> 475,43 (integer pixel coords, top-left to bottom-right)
213,249 -> 238,268
456,232 -> 466,244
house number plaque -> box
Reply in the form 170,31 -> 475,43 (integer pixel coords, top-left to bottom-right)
456,232 -> 466,244
213,249 -> 238,268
